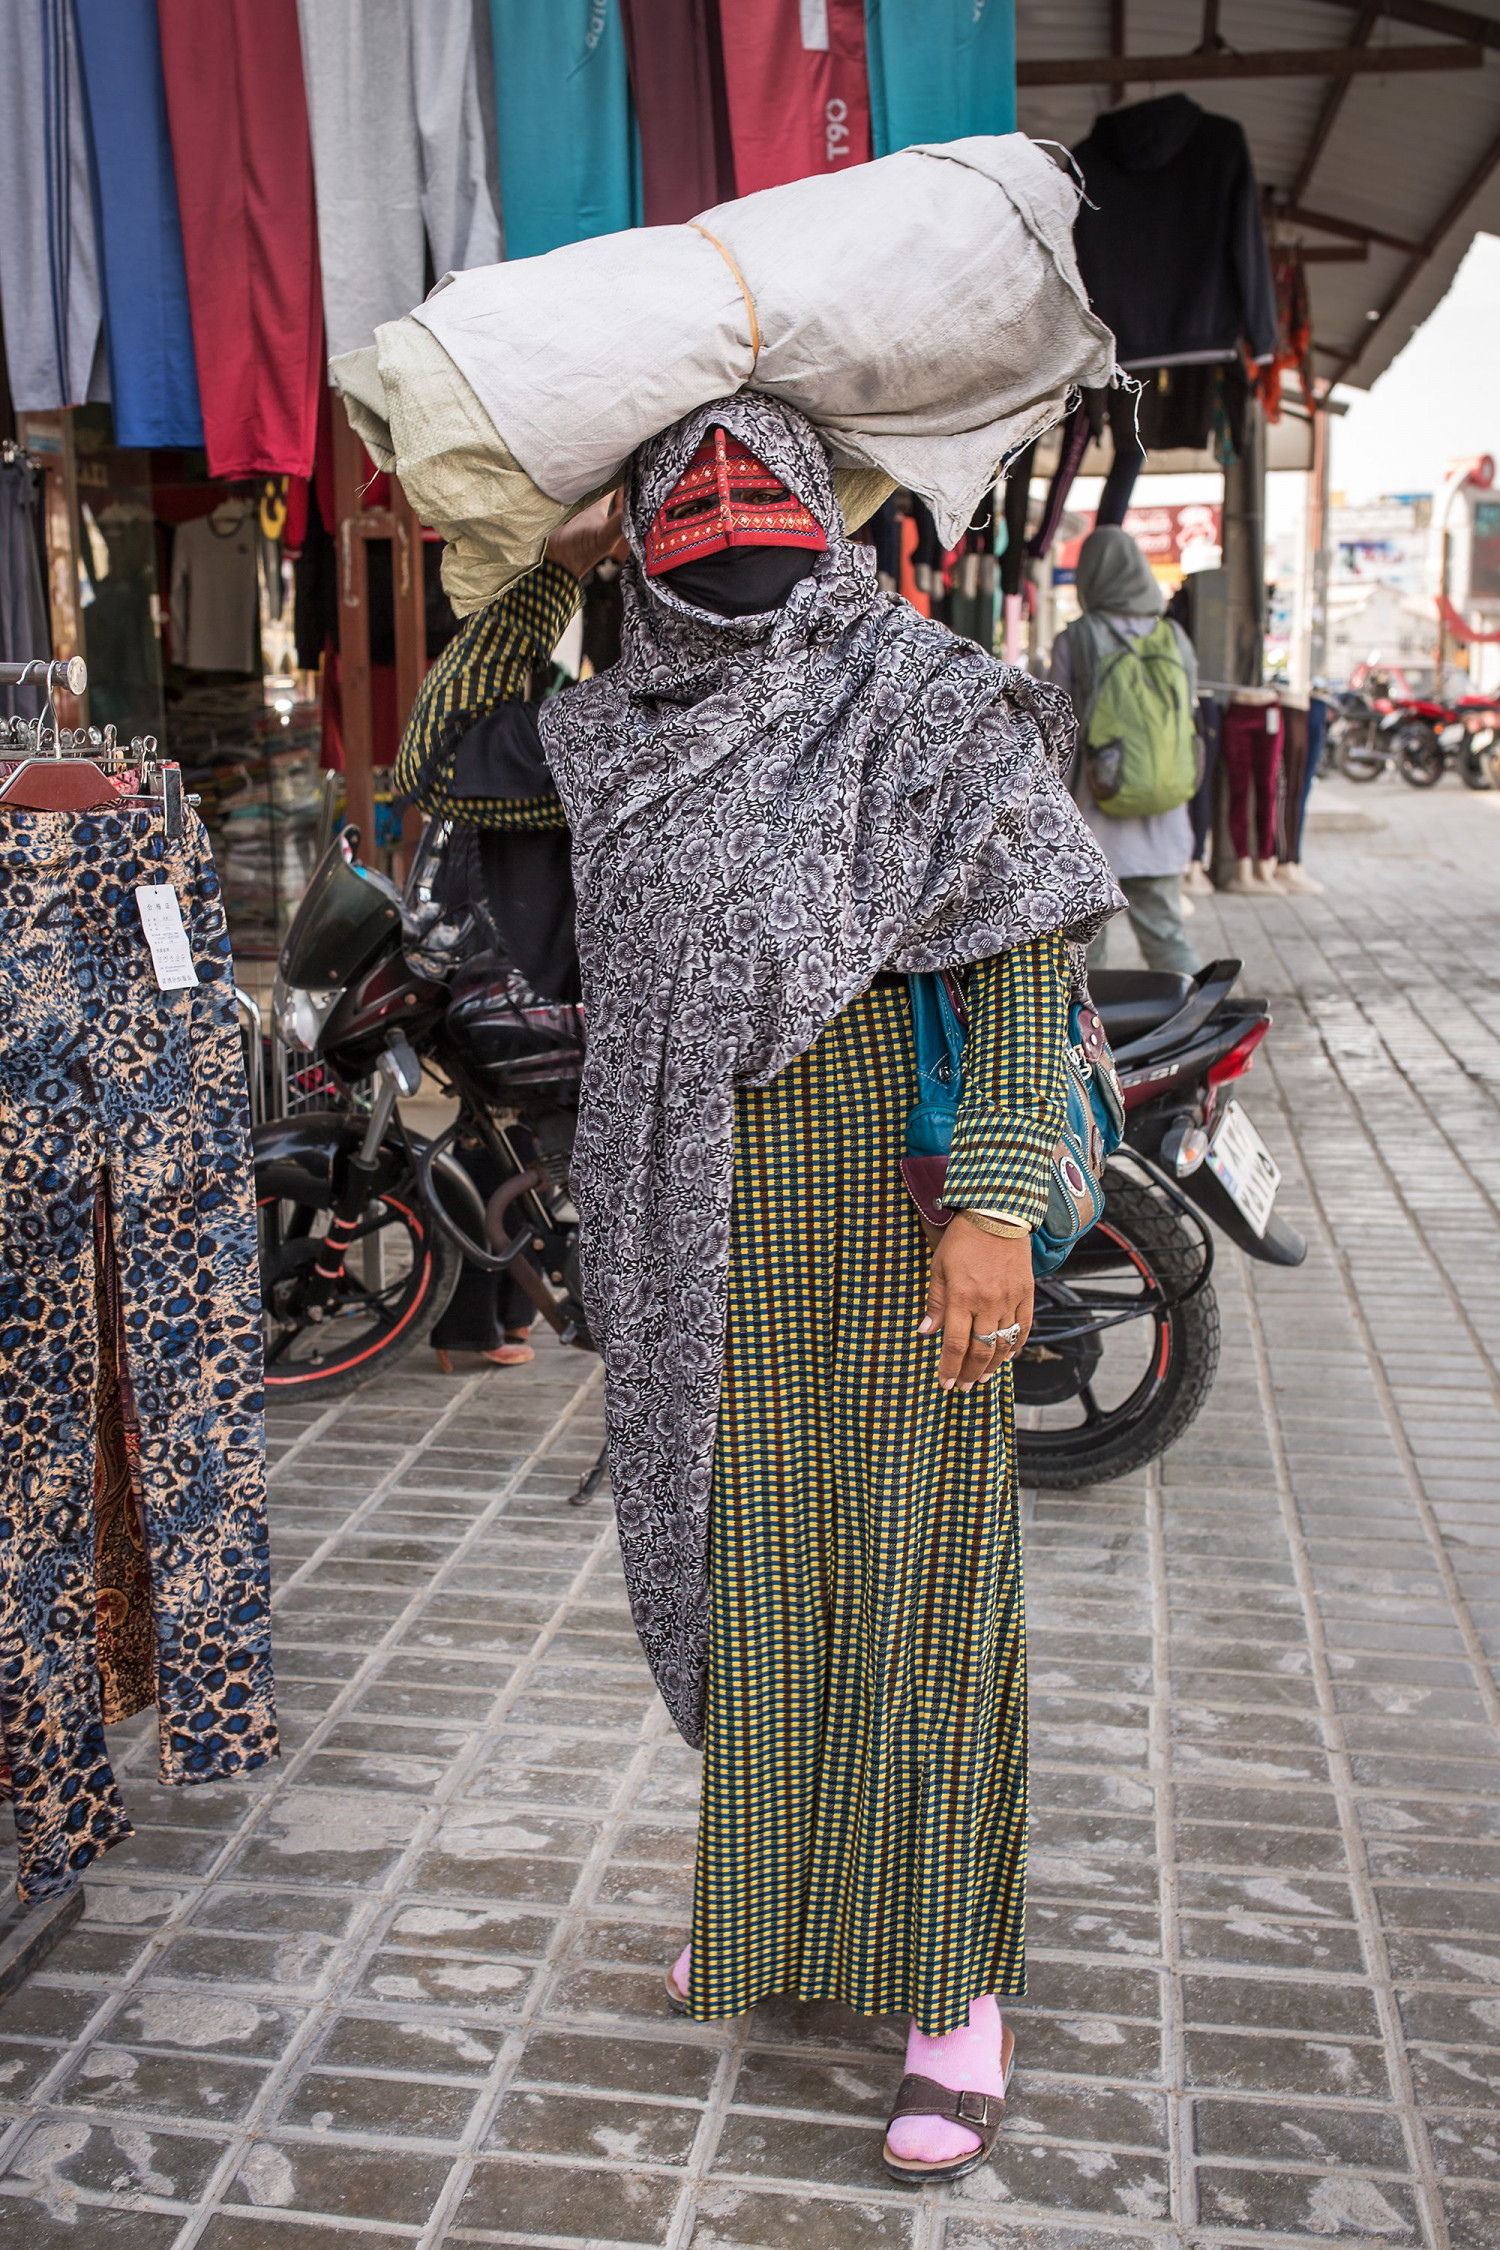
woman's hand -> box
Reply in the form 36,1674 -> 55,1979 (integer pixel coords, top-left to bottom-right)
544,493 -> 627,581
920,1220 -> 1034,1393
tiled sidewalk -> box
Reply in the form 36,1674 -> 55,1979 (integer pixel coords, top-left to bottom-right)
2,776 -> 1499,2247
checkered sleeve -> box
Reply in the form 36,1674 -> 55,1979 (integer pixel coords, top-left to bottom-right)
942,931 -> 1070,1228
394,559 -> 579,832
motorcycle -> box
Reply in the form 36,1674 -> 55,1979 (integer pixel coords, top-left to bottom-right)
1448,700 -> 1500,789
1329,687 -> 1386,782
1332,687 -> 1494,789
255,826 -> 1305,1490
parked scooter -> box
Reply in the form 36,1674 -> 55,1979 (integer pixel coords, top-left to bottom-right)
255,827 -> 1305,1489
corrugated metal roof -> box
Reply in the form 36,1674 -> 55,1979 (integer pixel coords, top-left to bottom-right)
1015,0 -> 1500,388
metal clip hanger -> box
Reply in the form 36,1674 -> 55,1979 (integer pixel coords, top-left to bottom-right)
0,658 -> 190,838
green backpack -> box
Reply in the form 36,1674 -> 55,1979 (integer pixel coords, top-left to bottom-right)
1084,617 -> 1198,819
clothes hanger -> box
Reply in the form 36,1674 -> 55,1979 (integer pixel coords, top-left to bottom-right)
0,658 -> 188,836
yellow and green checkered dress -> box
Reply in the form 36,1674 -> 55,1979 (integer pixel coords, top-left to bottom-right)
401,579 -> 1070,2037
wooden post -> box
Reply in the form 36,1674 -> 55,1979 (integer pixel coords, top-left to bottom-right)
330,398 -> 429,858
1221,395 -> 1268,687
17,411 -> 88,731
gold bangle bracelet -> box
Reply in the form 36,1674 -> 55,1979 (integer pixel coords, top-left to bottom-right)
955,1207 -> 1032,1242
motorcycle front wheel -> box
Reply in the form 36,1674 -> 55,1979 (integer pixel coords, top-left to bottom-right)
256,1131 -> 462,1400
1015,1170 -> 1220,1490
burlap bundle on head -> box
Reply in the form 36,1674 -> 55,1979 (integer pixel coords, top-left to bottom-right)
331,134 -> 1115,615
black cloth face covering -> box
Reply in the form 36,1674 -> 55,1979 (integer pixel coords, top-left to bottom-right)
660,544 -> 818,617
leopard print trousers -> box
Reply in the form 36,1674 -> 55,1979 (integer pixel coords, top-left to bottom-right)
0,805 -> 276,1901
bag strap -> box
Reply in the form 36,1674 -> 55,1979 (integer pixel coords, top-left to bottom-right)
908,969 -> 968,1103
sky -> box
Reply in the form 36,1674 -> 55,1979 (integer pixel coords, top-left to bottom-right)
1331,232 -> 1500,505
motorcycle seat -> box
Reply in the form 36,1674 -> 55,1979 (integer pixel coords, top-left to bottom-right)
1090,969 -> 1194,1047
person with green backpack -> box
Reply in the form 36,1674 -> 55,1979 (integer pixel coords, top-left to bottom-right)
1051,524 -> 1202,975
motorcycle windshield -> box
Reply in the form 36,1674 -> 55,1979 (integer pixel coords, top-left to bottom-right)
279,830 -> 404,990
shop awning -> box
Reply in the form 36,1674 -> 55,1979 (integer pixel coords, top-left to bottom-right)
1015,0 -> 1500,389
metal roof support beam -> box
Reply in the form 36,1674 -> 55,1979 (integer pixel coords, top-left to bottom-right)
1321,0 -> 1500,52
1269,200 -> 1422,252
1018,42 -> 1485,87
1108,0 -> 1126,103
1333,120 -> 1500,377
1289,3 -> 1380,204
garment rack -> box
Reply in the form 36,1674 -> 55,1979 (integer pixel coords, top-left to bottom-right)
0,658 -> 195,838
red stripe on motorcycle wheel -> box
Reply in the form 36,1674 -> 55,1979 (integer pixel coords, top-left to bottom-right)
1096,1220 -> 1172,1382
261,1195 -> 434,1388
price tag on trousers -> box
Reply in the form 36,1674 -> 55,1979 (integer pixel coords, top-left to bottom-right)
135,885 -> 200,990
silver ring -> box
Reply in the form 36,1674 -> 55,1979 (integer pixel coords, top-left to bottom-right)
975,1322 -> 1022,1348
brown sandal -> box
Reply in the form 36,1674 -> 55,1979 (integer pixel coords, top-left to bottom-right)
882,2022 -> 1016,2184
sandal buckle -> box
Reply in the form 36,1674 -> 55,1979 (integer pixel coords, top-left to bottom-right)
955,2089 -> 992,2127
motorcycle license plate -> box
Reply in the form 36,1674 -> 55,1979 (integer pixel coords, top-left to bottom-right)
1206,1100 -> 1281,1238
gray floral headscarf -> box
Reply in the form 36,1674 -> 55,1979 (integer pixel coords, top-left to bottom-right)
539,393 -> 1119,1744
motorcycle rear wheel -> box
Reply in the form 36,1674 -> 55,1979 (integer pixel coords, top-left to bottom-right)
257,1144 -> 461,1400
1396,723 -> 1444,787
1015,1171 -> 1220,1490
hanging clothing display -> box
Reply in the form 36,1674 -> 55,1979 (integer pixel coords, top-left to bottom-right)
947,507 -> 999,649
170,504 -> 262,675
295,0 -> 425,360
864,0 -> 1016,159
0,455 -> 51,718
1030,361 -> 1252,569
1254,246 -> 1314,423
1278,696 -> 1329,868
717,0 -> 870,196
620,0 -> 736,225
72,0 -> 202,448
0,0 -> 106,411
295,0 -> 502,360
1072,94 -> 1277,370
0,804 -> 277,1902
487,1 -> 640,260
1222,697 -> 1283,863
156,0 -> 322,479
1191,694 -> 1221,867
413,0 -> 505,280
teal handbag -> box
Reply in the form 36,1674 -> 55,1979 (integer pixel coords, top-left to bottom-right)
899,968 -> 1125,1277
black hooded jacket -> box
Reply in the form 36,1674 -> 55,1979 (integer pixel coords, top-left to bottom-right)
1072,93 -> 1277,371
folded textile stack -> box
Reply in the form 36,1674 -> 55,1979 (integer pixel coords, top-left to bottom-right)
333,135 -> 1115,614
173,701 -> 323,959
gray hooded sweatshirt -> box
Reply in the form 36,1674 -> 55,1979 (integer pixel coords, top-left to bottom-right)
1050,525 -> 1198,881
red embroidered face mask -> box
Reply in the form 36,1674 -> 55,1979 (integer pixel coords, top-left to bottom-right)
644,426 -> 827,577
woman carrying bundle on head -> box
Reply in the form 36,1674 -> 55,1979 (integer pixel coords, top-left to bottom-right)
398,393 -> 1119,2183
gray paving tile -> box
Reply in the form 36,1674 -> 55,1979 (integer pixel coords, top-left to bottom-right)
5,783 -> 1500,2240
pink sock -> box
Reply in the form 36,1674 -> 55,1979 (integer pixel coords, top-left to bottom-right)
670,1941 -> 691,1999
885,1993 -> 1006,2166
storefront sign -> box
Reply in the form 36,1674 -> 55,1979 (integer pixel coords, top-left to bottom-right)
1471,497 -> 1500,603
1056,502 -> 1222,587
